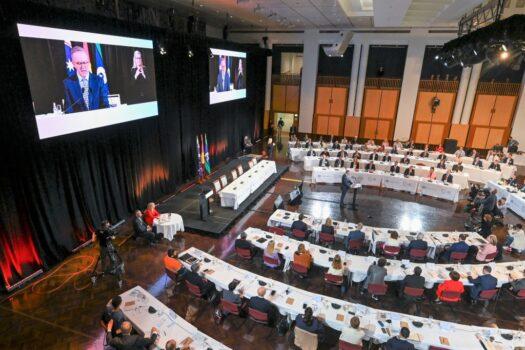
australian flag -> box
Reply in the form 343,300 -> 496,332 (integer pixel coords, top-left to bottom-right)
64,40 -> 75,77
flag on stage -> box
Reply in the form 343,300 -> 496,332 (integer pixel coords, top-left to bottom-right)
64,41 -> 74,77
94,43 -> 109,95
200,134 -> 206,174
196,136 -> 203,179
204,134 -> 211,174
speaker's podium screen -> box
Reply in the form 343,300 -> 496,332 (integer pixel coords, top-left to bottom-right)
17,23 -> 158,139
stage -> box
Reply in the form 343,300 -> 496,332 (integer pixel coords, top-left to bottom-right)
159,157 -> 289,236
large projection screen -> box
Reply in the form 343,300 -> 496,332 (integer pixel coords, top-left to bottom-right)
17,23 -> 158,139
209,48 -> 246,104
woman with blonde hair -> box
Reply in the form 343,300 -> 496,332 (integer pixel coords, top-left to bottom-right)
327,254 -> 343,276
476,234 -> 498,262
263,240 -> 281,268
321,217 -> 335,236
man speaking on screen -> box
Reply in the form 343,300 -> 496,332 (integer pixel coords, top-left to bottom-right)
64,46 -> 109,113
215,55 -> 230,92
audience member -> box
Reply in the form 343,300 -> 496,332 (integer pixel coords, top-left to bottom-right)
185,263 -> 216,299
133,210 -> 159,244
365,160 -> 376,171
164,248 -> 187,278
441,234 -> 469,262
293,243 -> 313,270
327,254 -> 344,276
427,167 -> 437,180
407,233 -> 428,256
263,240 -> 281,268
249,287 -> 277,325
362,257 -> 387,298
294,307 -> 325,339
101,296 -> 126,337
467,265 -> 497,301
504,224 -> 525,253
404,165 -> 415,177
106,320 -> 158,350
384,327 -> 415,350
435,271 -> 464,303
235,232 -> 253,253
345,223 -> 365,249
399,266 -> 425,296
390,161 -> 401,173
321,217 -> 335,236
291,213 -> 309,234
475,235 -> 498,262
339,316 -> 366,346
143,202 -> 160,226
222,280 -> 243,309
441,169 -> 453,183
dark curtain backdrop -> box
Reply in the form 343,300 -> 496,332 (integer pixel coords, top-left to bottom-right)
420,46 -> 462,81
0,1 -> 266,290
366,45 -> 408,78
317,45 -> 354,77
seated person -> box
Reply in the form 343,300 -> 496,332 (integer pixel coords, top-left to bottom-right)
404,165 -> 415,177
399,266 -> 425,295
362,258 -> 387,296
143,202 -> 160,226
294,307 -> 324,339
506,173 -> 518,187
400,155 -> 410,165
393,140 -> 403,153
320,148 -> 330,157
340,316 -> 366,346
249,287 -> 277,325
427,167 -> 437,180
390,161 -> 401,173
386,231 -> 401,248
441,169 -> 453,183
489,161 -> 501,171
349,157 -> 360,170
365,139 -> 375,148
318,154 -> 330,167
467,265 -> 497,301
352,151 -> 362,159
344,141 -> 352,150
369,151 -> 379,161
437,152 -> 446,161
163,248 -> 187,277
347,223 -> 365,242
222,280 -> 243,308
455,146 -> 466,158
509,270 -> 525,292
435,271 -> 464,303
332,140 -> 341,149
381,139 -> 390,149
106,321 -> 158,349
470,149 -> 478,158
305,139 -> 312,149
473,156 -> 484,168
405,148 -> 414,156
437,158 -> 447,169
502,153 -> 514,165
452,160 -> 464,172
321,217 -> 335,236
263,240 -> 281,268
365,160 -> 376,171
101,296 -> 126,337
479,213 -> 494,238
327,254 -> 344,276
441,234 -> 470,261
494,198 -> 507,218
334,155 -> 345,168
384,327 -> 415,350
337,149 -> 348,158
436,144 -> 444,153
407,233 -> 428,255
504,224 -> 525,253
235,231 -> 253,252
306,147 -> 316,156
185,263 -> 216,298
291,213 -> 309,233
476,234 -> 498,262
382,152 -> 392,162
293,243 -> 313,270
243,136 -> 253,153
133,209 -> 159,243
420,144 -> 430,158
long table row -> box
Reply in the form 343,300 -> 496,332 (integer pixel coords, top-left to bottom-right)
118,286 -> 231,349
244,227 -> 524,288
219,160 -> 277,210
305,157 -> 469,189
267,209 -> 487,259
312,167 -> 462,202
180,247 -> 525,350
486,181 -> 525,219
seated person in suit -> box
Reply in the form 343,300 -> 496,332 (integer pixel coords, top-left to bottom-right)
369,151 -> 379,161
101,296 -> 126,337
320,148 -> 330,157
473,156 -> 484,168
399,266 -> 425,297
291,213 -> 309,234
349,157 -> 360,170
106,320 -> 158,350
340,316 -> 366,346
404,165 -> 415,177
400,155 -> 410,165
321,217 -> 335,236
406,148 -> 414,156
407,233 -> 428,256
436,144 -> 444,153
441,233 -> 470,261
221,281 -> 244,315
345,223 -> 365,249
502,153 -> 514,165
427,166 -> 437,180
332,140 -> 341,149
441,169 -> 453,183
390,161 -> 401,173
294,307 -> 325,339
306,147 -> 317,156
344,142 -> 352,150
506,173 -> 519,187
249,287 -> 277,325
319,154 -> 330,167
293,243 -> 313,270
352,151 -> 362,159
452,160 -> 464,172
435,271 -> 464,303
362,258 -> 387,296
437,158 -> 447,169
365,160 -> 376,172
384,327 -> 415,350
509,270 -> 525,293
235,231 -> 253,253
334,155 -> 345,168
337,149 -> 348,158
467,265 -> 497,301
489,160 -> 501,171
133,210 -> 158,243
185,263 -> 216,298
420,144 -> 430,158
382,152 -> 392,162
304,139 -> 312,149
163,248 -> 187,278
437,153 -> 447,161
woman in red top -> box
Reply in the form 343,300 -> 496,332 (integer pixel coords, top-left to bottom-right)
143,202 -> 160,226
436,144 -> 444,153
436,271 -> 464,302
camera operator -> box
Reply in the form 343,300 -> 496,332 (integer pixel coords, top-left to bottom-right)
92,220 -> 118,273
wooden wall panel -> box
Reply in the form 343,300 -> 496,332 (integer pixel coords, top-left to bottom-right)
411,90 -> 456,145
344,116 -> 360,137
491,95 -> 516,127
414,92 -> 435,122
429,124 -> 446,145
272,85 -> 286,111
378,90 -> 399,120
376,120 -> 391,140
331,88 -> 348,116
328,117 -> 341,136
434,92 -> 455,123
316,115 -> 329,135
487,128 -> 505,149
315,87 -> 332,114
471,95 -> 496,125
470,127 -> 490,149
449,124 -> 469,147
414,123 -> 431,144
286,86 -> 300,113
362,89 -> 381,117
362,119 -> 378,139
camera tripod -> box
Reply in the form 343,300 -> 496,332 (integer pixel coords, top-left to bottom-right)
90,243 -> 125,288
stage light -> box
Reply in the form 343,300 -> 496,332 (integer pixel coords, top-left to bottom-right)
502,44 -> 508,52
460,61 -> 464,67
159,46 -> 167,55
434,55 -> 439,60
473,49 -> 478,56
500,51 -> 509,60
187,46 -> 194,58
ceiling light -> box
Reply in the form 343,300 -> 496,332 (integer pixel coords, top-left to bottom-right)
500,51 -> 509,60
502,44 -> 508,52
434,55 -> 439,60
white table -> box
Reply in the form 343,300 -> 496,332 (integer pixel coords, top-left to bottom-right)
244,227 -> 524,289
118,286 -> 231,350
180,247 -> 525,350
219,160 -> 277,209
486,181 -> 525,219
154,213 -> 184,241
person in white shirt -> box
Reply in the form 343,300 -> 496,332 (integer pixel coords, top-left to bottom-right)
455,146 -> 466,158
327,254 -> 344,276
386,231 -> 401,247
340,316 -> 366,346
505,224 -> 525,253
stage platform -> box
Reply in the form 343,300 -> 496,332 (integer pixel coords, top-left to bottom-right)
159,158 -> 288,236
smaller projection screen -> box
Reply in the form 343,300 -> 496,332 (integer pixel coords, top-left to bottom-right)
209,48 -> 246,104
17,23 -> 158,139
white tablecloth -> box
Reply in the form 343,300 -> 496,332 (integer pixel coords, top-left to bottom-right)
154,213 -> 184,241
180,247 -> 524,350
267,209 -> 486,259
118,286 -> 231,350
244,227 -> 524,288
311,168 -> 461,202
486,181 -> 525,219
219,160 -> 277,209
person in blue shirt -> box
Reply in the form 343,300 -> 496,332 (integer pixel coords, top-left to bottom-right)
441,234 -> 470,262
345,223 -> 365,249
467,265 -> 498,301
294,307 -> 324,340
384,327 -> 415,350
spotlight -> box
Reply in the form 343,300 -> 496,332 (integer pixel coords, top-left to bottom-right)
159,46 -> 167,55
502,44 -> 508,52
500,51 -> 509,60
434,55 -> 439,60
187,45 -> 194,58
473,49 -> 478,56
